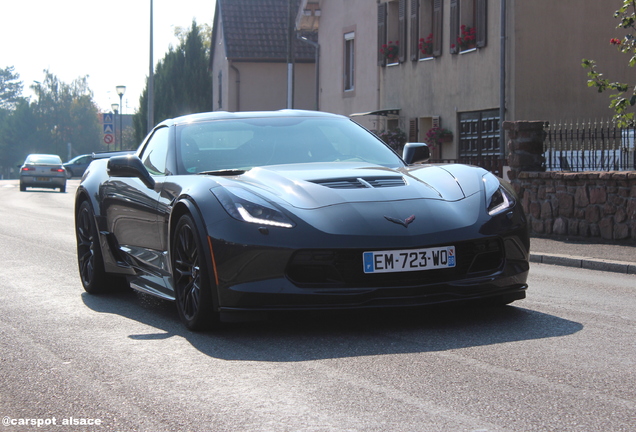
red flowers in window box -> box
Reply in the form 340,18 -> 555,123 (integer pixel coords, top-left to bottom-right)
610,38 -> 622,46
458,25 -> 476,51
380,40 -> 400,63
419,33 -> 434,57
374,128 -> 407,150
425,127 -> 453,148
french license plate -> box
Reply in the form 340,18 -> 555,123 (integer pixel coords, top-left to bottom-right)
36,177 -> 50,181
363,246 -> 456,274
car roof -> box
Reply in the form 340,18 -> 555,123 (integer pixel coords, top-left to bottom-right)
66,154 -> 91,162
161,110 -> 346,127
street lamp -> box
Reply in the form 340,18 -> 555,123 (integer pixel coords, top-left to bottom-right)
111,103 -> 119,150
116,85 -> 126,150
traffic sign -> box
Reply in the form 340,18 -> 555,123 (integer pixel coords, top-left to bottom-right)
103,113 -> 114,123
104,134 -> 114,145
104,124 -> 114,134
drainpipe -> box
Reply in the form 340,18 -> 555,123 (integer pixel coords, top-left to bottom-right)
230,63 -> 240,111
499,0 -> 507,161
297,34 -> 320,111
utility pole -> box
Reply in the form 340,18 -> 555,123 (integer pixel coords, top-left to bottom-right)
148,0 -> 155,133
286,0 -> 294,109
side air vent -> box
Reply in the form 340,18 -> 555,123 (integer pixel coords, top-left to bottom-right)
312,176 -> 406,189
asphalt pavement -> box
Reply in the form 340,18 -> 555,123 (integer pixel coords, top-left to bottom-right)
530,236 -> 636,274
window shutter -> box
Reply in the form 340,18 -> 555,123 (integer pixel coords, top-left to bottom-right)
378,3 -> 387,66
433,0 -> 443,57
476,0 -> 487,48
410,0 -> 419,61
409,119 -> 418,142
399,0 -> 407,63
449,0 -> 459,54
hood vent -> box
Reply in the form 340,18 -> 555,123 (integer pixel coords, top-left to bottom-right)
311,176 -> 406,189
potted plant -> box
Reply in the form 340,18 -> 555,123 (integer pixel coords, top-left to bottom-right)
425,127 -> 453,147
457,25 -> 476,51
380,40 -> 400,63
375,128 -> 407,151
418,33 -> 434,57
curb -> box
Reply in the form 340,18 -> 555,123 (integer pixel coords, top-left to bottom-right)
530,253 -> 636,275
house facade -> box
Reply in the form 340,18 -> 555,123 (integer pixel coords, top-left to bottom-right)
210,0 -> 317,112
306,0 -> 633,174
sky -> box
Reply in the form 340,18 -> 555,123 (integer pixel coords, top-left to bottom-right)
1,0 -> 216,114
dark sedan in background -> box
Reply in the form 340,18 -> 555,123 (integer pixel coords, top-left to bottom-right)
63,154 -> 93,178
19,154 -> 67,192
75,110 -> 529,330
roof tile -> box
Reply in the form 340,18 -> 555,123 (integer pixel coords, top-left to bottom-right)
219,0 -> 316,60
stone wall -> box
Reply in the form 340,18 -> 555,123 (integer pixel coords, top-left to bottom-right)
503,121 -> 636,242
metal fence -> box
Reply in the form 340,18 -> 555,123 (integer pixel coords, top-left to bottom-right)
543,120 -> 636,172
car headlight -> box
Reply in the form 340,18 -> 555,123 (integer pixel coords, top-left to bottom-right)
482,172 -> 516,216
212,186 -> 295,228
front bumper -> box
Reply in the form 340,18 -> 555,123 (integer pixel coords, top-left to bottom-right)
210,233 -> 530,312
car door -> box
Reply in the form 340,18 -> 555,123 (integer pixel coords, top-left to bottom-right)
101,126 -> 170,274
75,155 -> 92,176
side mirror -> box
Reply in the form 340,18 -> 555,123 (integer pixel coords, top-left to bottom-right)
107,155 -> 155,189
402,142 -> 430,165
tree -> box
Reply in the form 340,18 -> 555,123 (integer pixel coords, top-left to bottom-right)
0,69 -> 102,178
0,66 -> 23,111
583,1 -> 636,126
0,99 -> 43,177
134,21 -> 212,143
30,71 -> 102,157
175,22 -> 212,51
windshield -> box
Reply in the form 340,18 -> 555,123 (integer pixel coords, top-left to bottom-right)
175,117 -> 404,174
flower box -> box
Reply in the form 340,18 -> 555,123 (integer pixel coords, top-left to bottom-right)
380,41 -> 400,63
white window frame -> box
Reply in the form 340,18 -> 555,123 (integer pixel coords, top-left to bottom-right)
344,31 -> 355,92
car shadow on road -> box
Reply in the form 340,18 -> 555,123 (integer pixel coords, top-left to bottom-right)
82,290 -> 583,362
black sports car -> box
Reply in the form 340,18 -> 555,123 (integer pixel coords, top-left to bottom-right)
75,110 -> 529,330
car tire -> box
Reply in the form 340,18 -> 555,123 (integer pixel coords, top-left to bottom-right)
66,169 -> 73,179
172,214 -> 219,331
60,185 -> 66,193
19,182 -> 26,192
76,200 -> 129,294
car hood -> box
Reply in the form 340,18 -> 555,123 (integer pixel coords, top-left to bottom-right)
213,162 -> 485,210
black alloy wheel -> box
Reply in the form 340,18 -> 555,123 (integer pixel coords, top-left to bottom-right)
172,214 -> 218,330
76,200 -> 128,294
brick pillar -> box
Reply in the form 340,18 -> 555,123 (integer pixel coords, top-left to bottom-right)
503,121 -> 546,179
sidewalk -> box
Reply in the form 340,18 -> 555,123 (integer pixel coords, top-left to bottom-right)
530,237 -> 636,274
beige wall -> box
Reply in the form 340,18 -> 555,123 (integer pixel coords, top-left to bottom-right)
224,62 -> 316,112
316,0 -> 503,157
316,0 -> 635,159
318,0 -> 380,131
509,0 -> 634,122
380,0 -> 501,158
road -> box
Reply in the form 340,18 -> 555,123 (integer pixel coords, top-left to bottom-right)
0,179 -> 635,432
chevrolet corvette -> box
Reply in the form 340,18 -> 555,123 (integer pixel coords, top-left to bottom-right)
74,110 -> 529,330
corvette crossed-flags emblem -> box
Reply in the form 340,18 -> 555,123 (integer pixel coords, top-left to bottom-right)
384,214 -> 416,228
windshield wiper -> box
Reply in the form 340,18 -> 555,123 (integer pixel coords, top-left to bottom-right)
198,169 -> 249,176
